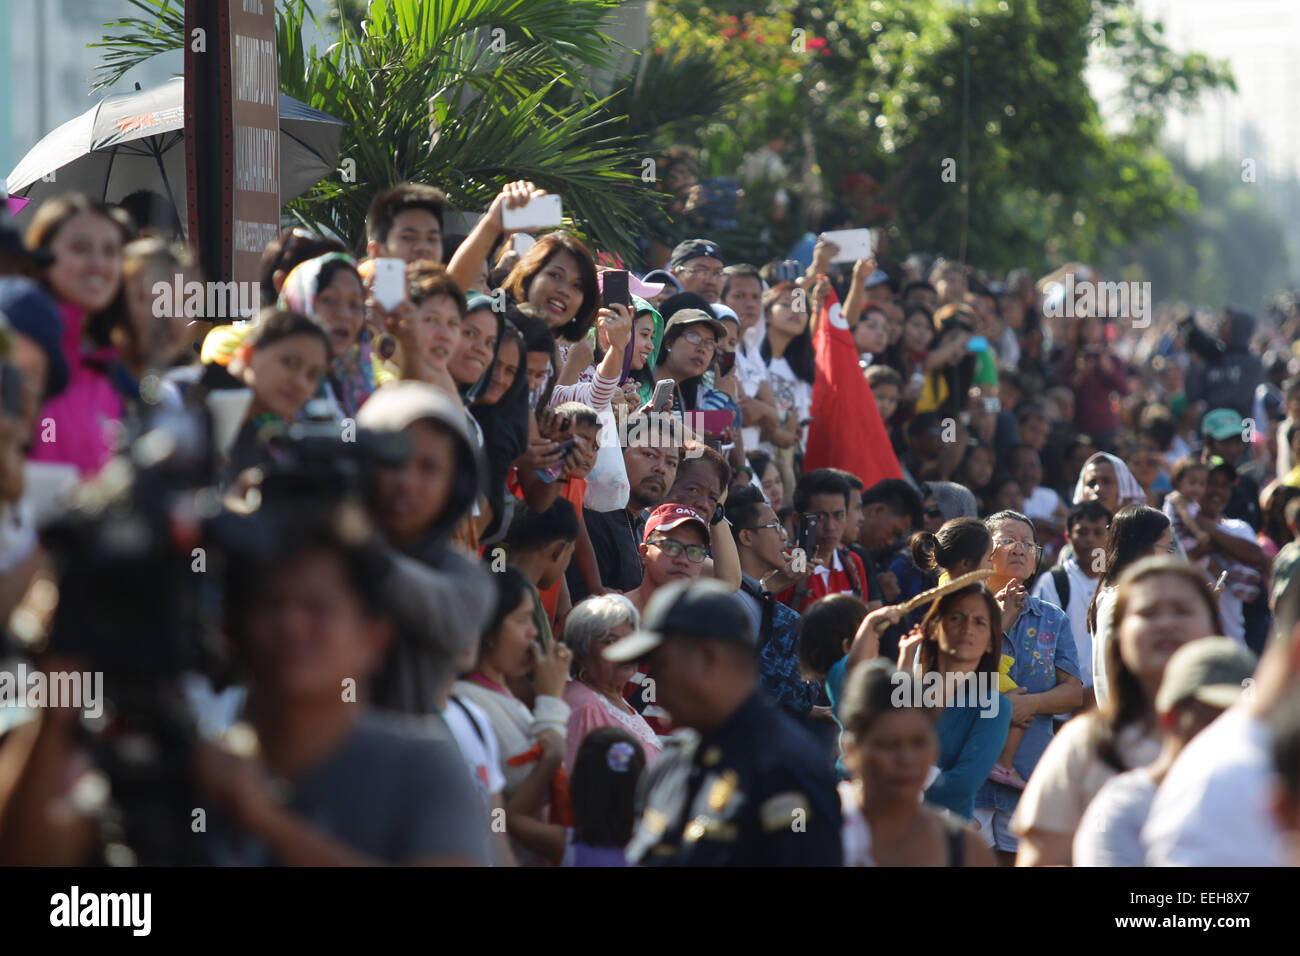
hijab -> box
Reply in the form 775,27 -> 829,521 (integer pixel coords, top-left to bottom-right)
1072,451 -> 1147,509
277,252 -> 374,418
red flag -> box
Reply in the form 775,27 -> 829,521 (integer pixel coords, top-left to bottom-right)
803,285 -> 902,486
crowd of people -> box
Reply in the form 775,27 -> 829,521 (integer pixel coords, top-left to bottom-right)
0,164 -> 1299,868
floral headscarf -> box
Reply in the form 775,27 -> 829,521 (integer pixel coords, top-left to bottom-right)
277,252 -> 374,418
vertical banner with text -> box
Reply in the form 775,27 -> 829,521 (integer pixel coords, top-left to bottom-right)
229,0 -> 279,284
185,0 -> 278,292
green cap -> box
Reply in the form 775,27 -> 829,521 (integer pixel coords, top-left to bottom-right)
1154,637 -> 1257,714
1201,408 -> 1244,441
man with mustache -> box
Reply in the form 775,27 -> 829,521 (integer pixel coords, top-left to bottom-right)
565,413 -> 681,601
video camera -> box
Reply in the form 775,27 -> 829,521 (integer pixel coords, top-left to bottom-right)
35,394 -> 409,865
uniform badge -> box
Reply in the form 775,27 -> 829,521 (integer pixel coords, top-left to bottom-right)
641,807 -> 669,836
700,746 -> 723,767
707,770 -> 740,812
760,791 -> 809,833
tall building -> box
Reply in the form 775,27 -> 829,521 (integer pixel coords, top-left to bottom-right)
1,0 -> 178,178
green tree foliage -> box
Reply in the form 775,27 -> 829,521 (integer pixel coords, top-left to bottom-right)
652,0 -> 1236,272
1106,158 -> 1293,309
90,0 -> 682,262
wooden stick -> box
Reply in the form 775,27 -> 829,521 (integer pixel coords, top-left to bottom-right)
896,568 -> 995,615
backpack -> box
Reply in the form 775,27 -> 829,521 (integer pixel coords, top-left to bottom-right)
1051,566 -> 1070,610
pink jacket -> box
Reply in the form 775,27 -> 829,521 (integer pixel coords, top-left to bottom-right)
27,302 -> 123,477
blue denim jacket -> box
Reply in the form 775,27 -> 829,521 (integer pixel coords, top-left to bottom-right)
975,594 -> 1080,813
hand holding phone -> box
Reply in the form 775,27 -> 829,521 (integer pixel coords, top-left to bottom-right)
649,378 -> 675,413
502,194 -> 563,232
821,228 -> 874,264
372,258 -> 406,312
797,512 -> 821,557
601,270 -> 630,309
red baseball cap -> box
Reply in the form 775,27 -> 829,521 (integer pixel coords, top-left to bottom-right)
643,503 -> 709,543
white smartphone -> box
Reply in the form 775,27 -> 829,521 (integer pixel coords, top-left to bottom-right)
502,194 -> 563,231
650,378 -> 675,412
372,257 -> 406,312
822,228 -> 874,264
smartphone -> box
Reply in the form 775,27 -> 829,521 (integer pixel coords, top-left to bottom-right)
602,269 -> 630,309
822,228 -> 874,264
502,194 -> 563,231
372,257 -> 406,312
797,512 -> 821,556
537,439 -> 576,484
650,378 -> 675,412
771,260 -> 803,283
716,348 -> 736,377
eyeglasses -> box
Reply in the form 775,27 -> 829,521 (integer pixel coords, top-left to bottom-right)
992,536 -> 1040,556
680,266 -> 724,280
647,537 -> 710,563
679,329 -> 717,352
804,510 -> 847,523
924,507 -> 944,519
744,521 -> 784,534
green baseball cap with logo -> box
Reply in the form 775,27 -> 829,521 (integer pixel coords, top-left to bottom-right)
1201,408 -> 1244,442
1154,637 -> 1257,714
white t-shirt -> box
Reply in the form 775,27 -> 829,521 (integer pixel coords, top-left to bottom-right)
1091,584 -> 1120,709
1210,517 -> 1258,644
1073,767 -> 1157,867
765,357 -> 812,435
1141,706 -> 1284,866
444,695 -> 507,808
1022,486 -> 1062,522
1010,713 -> 1160,850
1030,558 -> 1101,689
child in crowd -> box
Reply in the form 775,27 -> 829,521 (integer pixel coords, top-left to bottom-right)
563,727 -> 647,867
221,308 -> 332,484
1163,456 -> 1210,553
798,594 -> 903,777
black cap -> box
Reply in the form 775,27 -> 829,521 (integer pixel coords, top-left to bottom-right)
602,579 -> 754,663
669,239 -> 723,270
0,277 -> 68,397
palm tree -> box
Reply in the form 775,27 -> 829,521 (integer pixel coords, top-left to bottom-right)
90,0 -> 668,263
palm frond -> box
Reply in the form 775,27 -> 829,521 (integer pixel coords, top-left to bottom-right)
90,0 -> 186,92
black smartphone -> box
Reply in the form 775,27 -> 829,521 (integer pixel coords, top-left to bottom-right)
797,512 -> 821,555
602,269 -> 630,309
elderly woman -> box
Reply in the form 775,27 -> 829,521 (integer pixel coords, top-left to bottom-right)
973,509 -> 1083,864
562,594 -> 663,771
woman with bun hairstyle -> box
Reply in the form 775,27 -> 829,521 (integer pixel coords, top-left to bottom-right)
911,517 -> 995,587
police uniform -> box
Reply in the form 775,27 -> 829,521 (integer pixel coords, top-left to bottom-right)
606,577 -> 844,866
627,691 -> 842,866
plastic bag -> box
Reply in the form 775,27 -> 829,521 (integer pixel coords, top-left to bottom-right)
583,403 -> 629,512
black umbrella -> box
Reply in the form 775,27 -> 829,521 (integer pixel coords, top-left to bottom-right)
5,76 -> 344,226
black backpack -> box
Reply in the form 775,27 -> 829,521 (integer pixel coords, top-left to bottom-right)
1051,566 -> 1070,610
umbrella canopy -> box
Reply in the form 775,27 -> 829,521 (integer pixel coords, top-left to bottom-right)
5,76 -> 344,227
